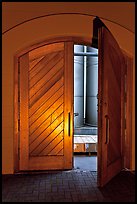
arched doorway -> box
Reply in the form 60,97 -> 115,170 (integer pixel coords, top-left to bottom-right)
14,24 -> 132,186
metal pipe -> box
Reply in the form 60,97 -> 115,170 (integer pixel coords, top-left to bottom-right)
74,45 -> 84,128
86,47 -> 98,126
84,46 -> 87,123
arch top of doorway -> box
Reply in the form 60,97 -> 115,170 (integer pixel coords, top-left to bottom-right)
14,34 -> 132,61
3,12 -> 134,35
15,35 -> 93,58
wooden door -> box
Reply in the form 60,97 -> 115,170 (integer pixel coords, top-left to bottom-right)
97,27 -> 126,187
19,42 -> 74,171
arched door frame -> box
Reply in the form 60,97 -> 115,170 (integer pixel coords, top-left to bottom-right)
14,36 -> 133,173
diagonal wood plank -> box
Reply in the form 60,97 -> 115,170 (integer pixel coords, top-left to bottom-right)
29,86 -> 64,126
29,115 -> 51,145
29,104 -> 64,144
29,77 -> 64,116
40,133 -> 64,156
29,52 -> 57,75
29,51 -> 64,88
29,113 -> 63,151
29,58 -> 64,98
30,122 -> 63,155
29,56 -> 45,71
49,141 -> 64,156
29,68 -> 64,107
56,148 -> 64,156
29,42 -> 64,61
29,95 -> 63,134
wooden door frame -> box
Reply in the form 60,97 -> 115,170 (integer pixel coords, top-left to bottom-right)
122,51 -> 133,169
14,36 -> 133,173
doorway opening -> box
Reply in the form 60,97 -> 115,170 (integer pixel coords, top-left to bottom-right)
73,44 -> 98,171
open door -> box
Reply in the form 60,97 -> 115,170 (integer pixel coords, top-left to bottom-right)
19,42 -> 74,171
97,26 -> 126,187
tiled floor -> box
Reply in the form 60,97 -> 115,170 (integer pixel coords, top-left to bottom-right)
2,168 -> 135,202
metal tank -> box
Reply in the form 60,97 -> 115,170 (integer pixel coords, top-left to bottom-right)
74,45 -> 84,128
85,47 -> 98,126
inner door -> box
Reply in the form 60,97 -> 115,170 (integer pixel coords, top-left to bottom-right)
97,27 -> 126,187
19,42 -> 73,171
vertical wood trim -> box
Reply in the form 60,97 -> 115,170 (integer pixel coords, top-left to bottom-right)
101,28 -> 109,185
121,57 -> 126,169
64,41 -> 74,169
97,27 -> 104,187
13,57 -> 19,172
19,53 -> 29,170
98,27 -> 110,187
126,56 -> 133,169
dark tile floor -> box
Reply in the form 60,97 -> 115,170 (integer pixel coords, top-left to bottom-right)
2,169 -> 135,202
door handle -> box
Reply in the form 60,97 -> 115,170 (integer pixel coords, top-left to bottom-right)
105,115 -> 110,144
68,112 -> 70,136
